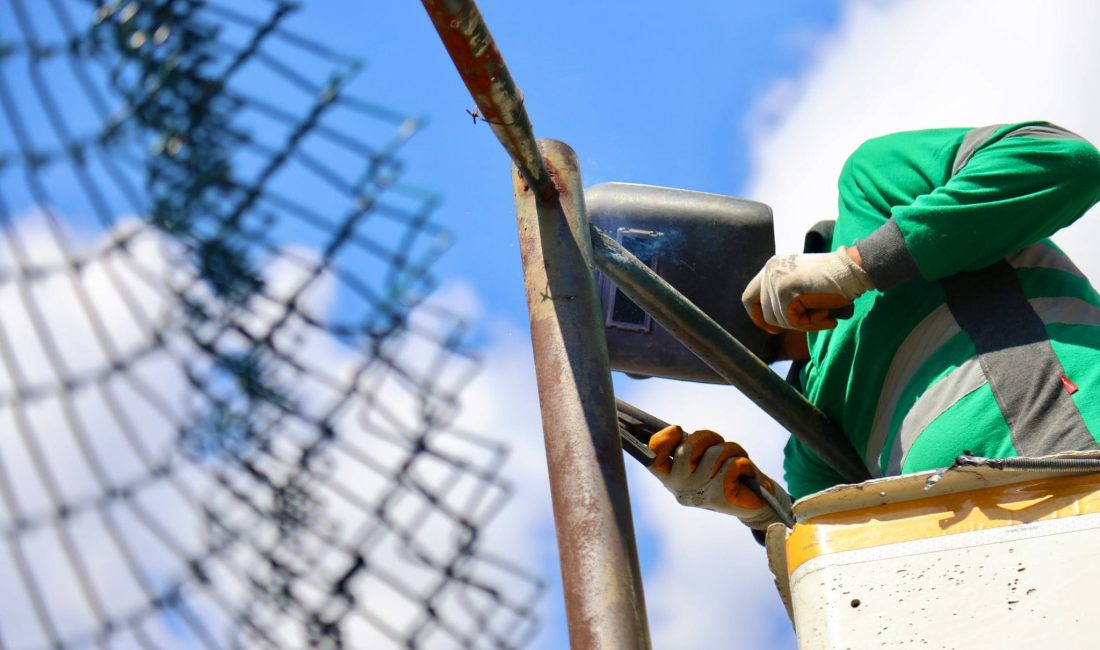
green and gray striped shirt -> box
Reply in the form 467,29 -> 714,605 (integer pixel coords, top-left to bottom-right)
785,122 -> 1100,500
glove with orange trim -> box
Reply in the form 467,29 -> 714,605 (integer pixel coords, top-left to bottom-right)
648,425 -> 791,530
741,247 -> 873,333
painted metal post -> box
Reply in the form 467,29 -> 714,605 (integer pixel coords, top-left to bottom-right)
513,140 -> 651,649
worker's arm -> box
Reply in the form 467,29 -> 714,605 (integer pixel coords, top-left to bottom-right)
647,425 -> 792,530
855,123 -> 1100,289
743,123 -> 1100,332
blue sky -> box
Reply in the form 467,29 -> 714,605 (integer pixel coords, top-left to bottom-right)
304,1 -> 842,329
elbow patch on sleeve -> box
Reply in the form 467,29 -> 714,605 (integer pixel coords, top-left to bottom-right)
955,122 -> 1089,174
856,219 -> 923,290
1005,123 -> 1089,143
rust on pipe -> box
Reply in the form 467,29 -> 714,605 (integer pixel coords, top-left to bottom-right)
513,140 -> 651,649
591,226 -> 871,485
421,0 -> 557,201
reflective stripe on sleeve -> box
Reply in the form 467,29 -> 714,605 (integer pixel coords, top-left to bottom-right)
1031,296 -> 1100,327
952,125 -> 1004,176
952,122 -> 1086,176
887,360 -> 987,474
863,305 -> 961,476
944,263 -> 1093,457
886,295 -> 1100,471
1008,242 -> 1089,279
1005,124 -> 1087,142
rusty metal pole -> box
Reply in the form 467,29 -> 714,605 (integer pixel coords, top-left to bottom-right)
513,140 -> 651,649
420,0 -> 557,201
420,1 -> 651,643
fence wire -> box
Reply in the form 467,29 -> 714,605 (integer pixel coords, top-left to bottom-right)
0,0 -> 543,648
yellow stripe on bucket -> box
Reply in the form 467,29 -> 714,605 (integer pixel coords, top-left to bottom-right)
787,472 -> 1100,577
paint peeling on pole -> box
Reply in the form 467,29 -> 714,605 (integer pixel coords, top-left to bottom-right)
421,0 -> 556,201
514,140 -> 651,649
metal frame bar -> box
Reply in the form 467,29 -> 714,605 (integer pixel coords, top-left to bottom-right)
420,0 -> 556,201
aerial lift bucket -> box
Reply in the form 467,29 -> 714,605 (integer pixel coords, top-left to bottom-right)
767,454 -> 1100,649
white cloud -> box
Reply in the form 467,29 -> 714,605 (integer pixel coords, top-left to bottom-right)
0,211 -> 201,645
745,0 -> 1100,260
0,211 -> 540,648
450,317 -> 557,640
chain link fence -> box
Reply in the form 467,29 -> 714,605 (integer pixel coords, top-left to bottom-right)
0,0 -> 542,647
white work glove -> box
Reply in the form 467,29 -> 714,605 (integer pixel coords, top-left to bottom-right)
648,425 -> 792,530
741,246 -> 874,333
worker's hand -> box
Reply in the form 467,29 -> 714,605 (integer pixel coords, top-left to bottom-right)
648,425 -> 791,530
741,246 -> 874,333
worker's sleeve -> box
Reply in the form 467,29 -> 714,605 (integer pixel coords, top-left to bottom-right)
781,360 -> 851,499
782,435 -> 847,501
856,124 -> 1100,290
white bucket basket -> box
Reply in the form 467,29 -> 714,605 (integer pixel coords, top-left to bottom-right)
767,453 -> 1100,649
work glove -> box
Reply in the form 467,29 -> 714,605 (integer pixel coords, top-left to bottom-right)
648,425 -> 791,530
741,246 -> 874,333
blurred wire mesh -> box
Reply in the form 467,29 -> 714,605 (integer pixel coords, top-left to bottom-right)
0,0 -> 542,647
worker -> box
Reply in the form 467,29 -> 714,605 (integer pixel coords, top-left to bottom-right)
650,121 -> 1100,532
